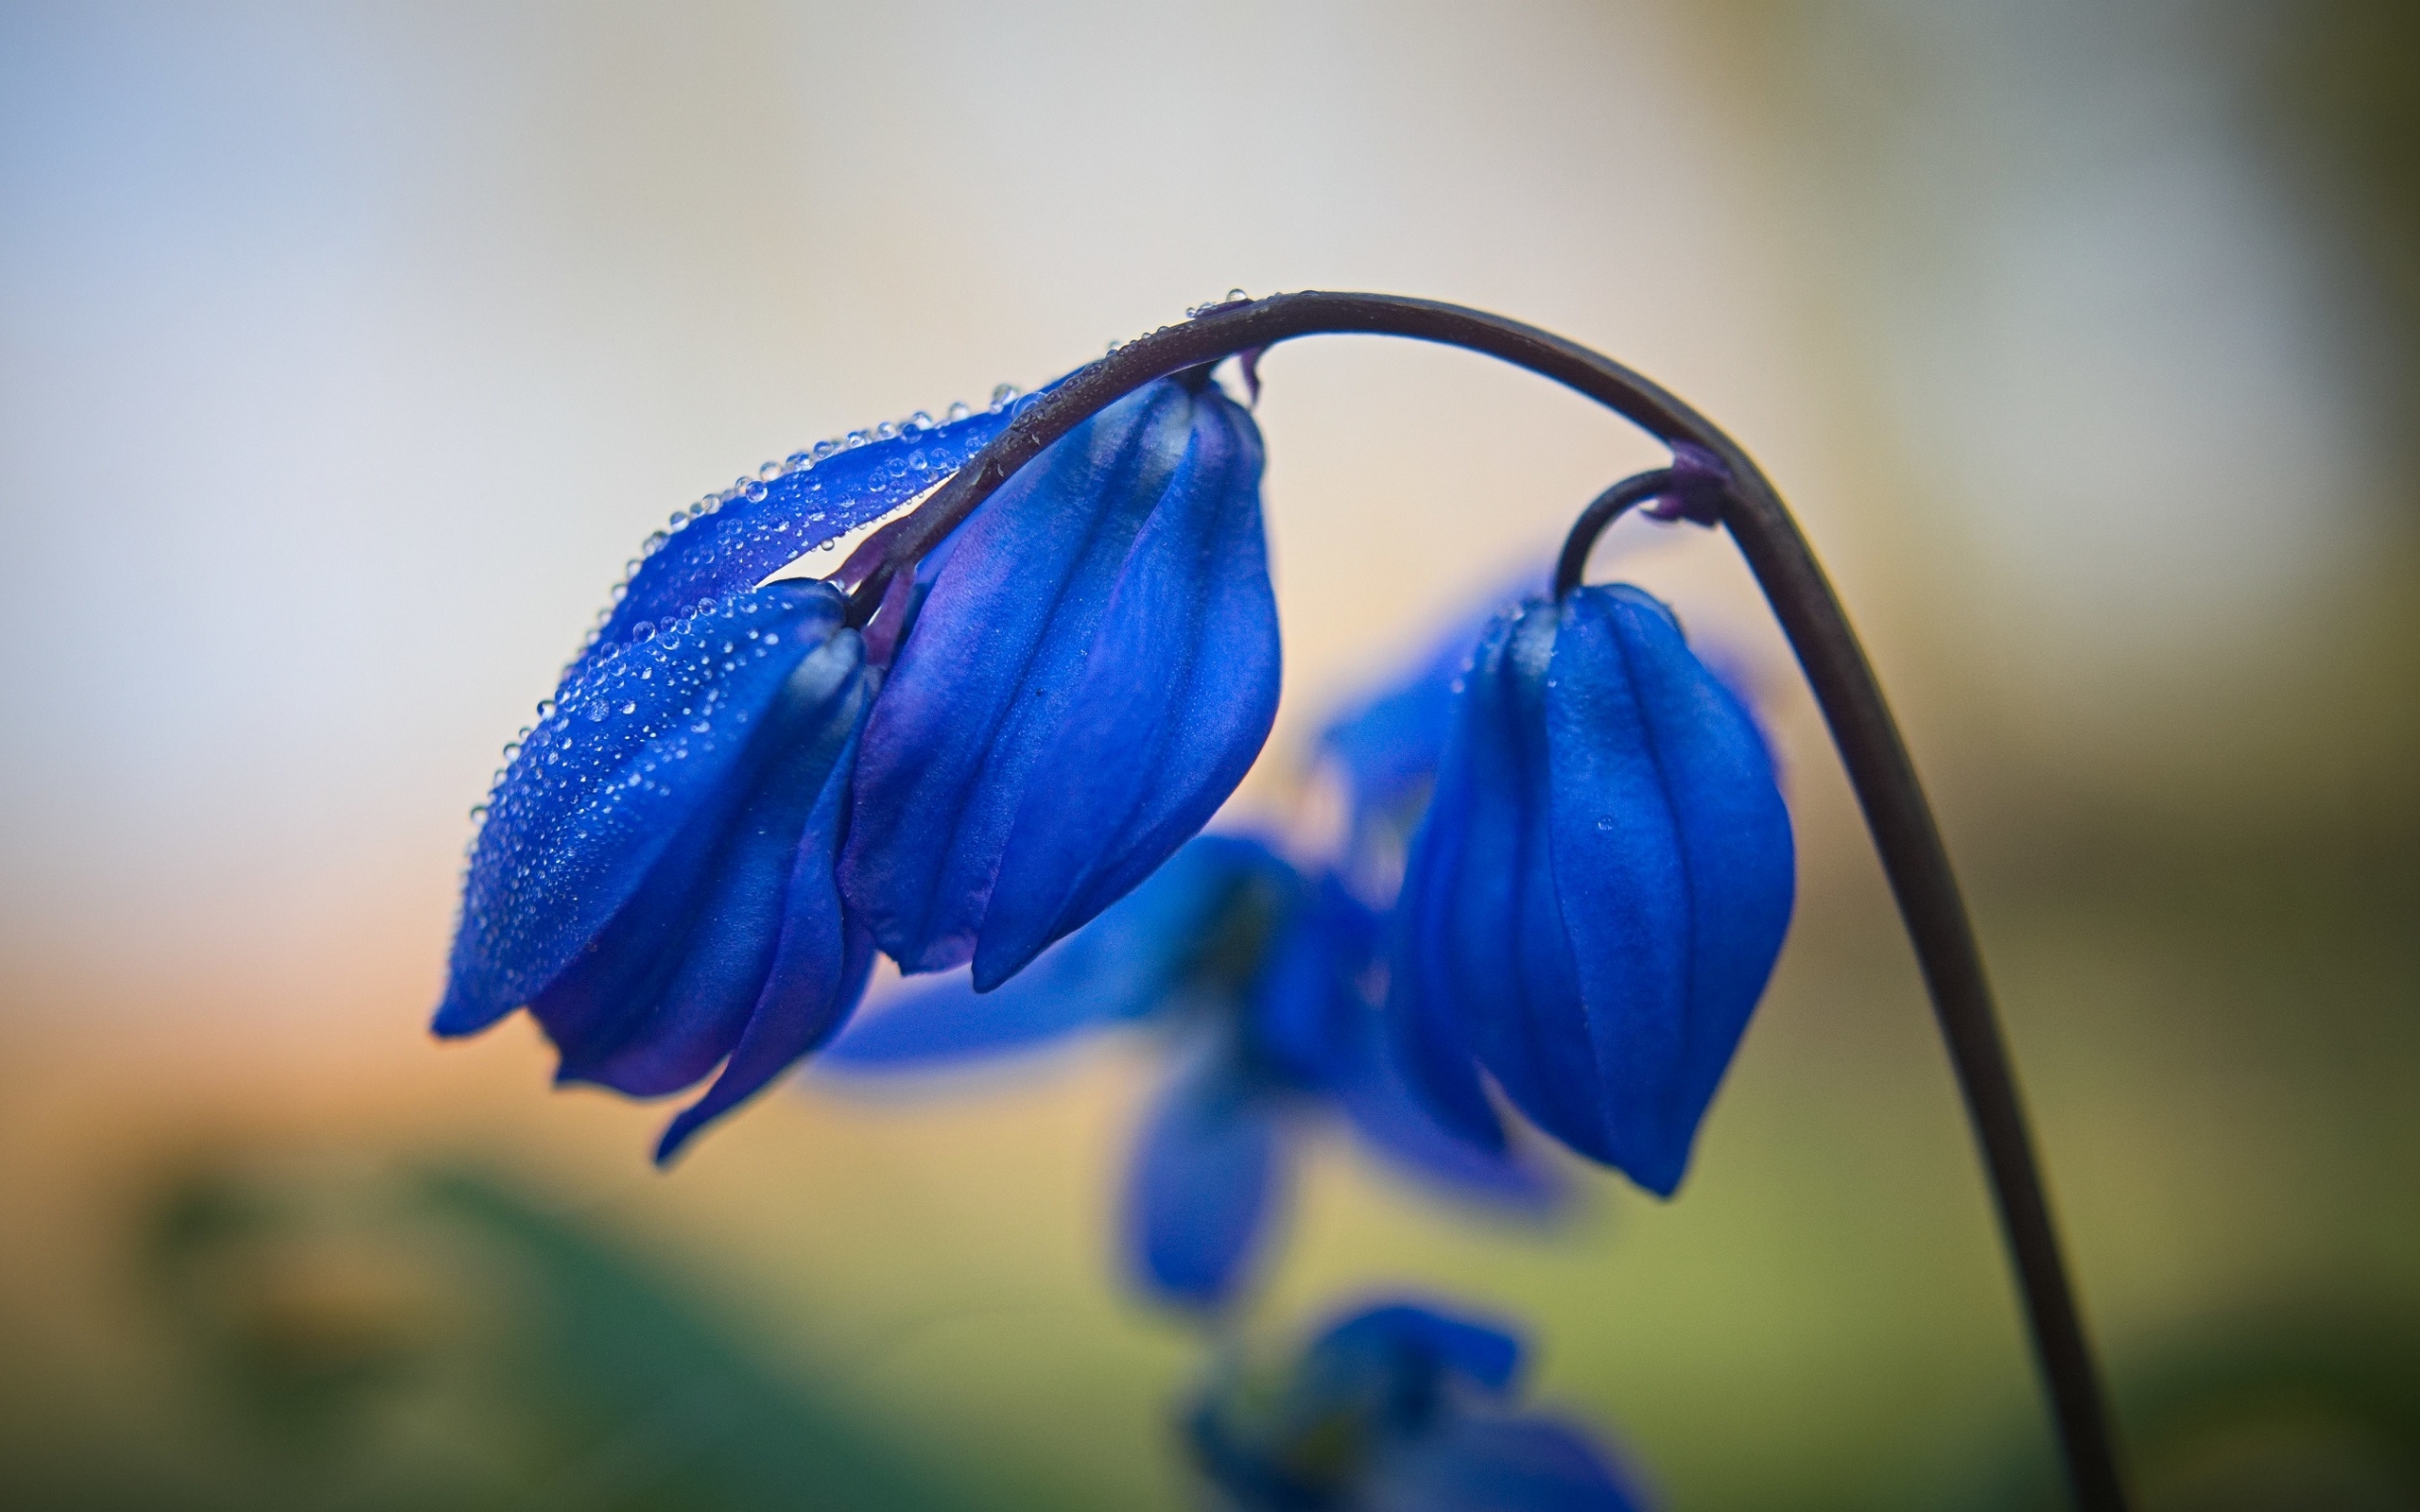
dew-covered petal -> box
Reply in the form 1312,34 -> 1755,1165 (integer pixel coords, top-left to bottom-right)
1123,1066 -> 1284,1309
821,833 -> 1261,1069
974,389 -> 1279,988
1366,1416 -> 1646,1512
588,404 -> 1020,668
435,580 -> 850,1037
1542,585 -> 1793,1195
654,682 -> 880,1163
548,634 -> 870,1095
841,382 -> 1201,973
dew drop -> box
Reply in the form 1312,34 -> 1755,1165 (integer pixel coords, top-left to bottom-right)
945,401 -> 972,422
991,383 -> 1023,409
619,700 -> 637,715
846,429 -> 871,448
633,620 -> 656,640
875,420 -> 900,441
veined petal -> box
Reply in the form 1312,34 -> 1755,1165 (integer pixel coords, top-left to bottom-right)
1396,607 -> 1613,1163
1123,1065 -> 1285,1309
840,382 -> 1201,973
589,404 -> 1020,667
544,634 -> 870,1094
654,683 -> 880,1163
820,833 -> 1260,1069
1543,585 -> 1792,1195
974,387 -> 1279,987
436,580 -> 849,1037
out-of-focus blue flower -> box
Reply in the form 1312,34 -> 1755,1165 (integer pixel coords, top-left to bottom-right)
1392,583 -> 1794,1195
821,835 -> 1559,1309
840,370 -> 1282,991
437,580 -> 877,1163
1184,1299 -> 1647,1512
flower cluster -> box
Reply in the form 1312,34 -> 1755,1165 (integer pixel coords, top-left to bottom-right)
439,309 -> 1801,1505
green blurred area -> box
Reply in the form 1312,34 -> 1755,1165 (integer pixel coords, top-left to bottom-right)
3,3 -> 2418,1509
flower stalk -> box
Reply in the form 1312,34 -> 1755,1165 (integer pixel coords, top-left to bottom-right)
852,291 -> 2131,1512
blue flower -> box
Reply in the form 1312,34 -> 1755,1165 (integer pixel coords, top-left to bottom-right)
435,395 -> 1030,1161
821,835 -> 1559,1309
1184,1299 -> 1647,1512
437,580 -> 877,1163
1392,584 -> 1794,1195
839,370 -> 1282,990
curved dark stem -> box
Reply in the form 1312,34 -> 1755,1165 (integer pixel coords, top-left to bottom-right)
1552,470 -> 1680,600
851,292 -> 2128,1510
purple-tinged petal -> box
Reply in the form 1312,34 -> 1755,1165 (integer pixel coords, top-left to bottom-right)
1393,607 -> 1611,1161
1542,585 -> 1792,1195
435,580 -> 849,1037
973,387 -> 1279,988
539,632 -> 868,1092
841,382 -> 1201,973
1124,1066 -> 1285,1309
654,679 -> 880,1162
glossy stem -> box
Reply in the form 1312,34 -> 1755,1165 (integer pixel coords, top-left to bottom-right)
849,292 -> 2128,1511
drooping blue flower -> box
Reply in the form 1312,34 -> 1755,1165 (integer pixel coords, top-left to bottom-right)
839,370 -> 1282,990
436,384 -> 1062,1159
1183,1299 -> 1648,1512
820,834 -> 1559,1309
436,579 -> 878,1164
1392,584 -> 1793,1195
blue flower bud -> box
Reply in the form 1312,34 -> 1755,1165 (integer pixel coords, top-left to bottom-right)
840,374 -> 1281,989
435,578 -> 878,1162
1392,584 -> 1793,1195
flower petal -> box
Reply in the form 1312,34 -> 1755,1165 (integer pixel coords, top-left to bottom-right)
1309,1303 -> 1525,1408
1123,1065 -> 1284,1309
1394,606 -> 1612,1162
653,681 -> 881,1163
1336,1029 -> 1565,1215
588,404 -> 1018,667
973,388 -> 1279,987
435,580 -> 850,1037
1541,585 -> 1792,1195
840,382 -> 1201,972
543,633 -> 871,1094
1367,1416 -> 1646,1512
820,833 -> 1262,1069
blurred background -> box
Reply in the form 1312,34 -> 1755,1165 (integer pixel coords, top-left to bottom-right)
2,2 -> 2415,1507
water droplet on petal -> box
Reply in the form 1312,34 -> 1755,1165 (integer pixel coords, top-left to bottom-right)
990,383 -> 1022,410
945,401 -> 972,422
